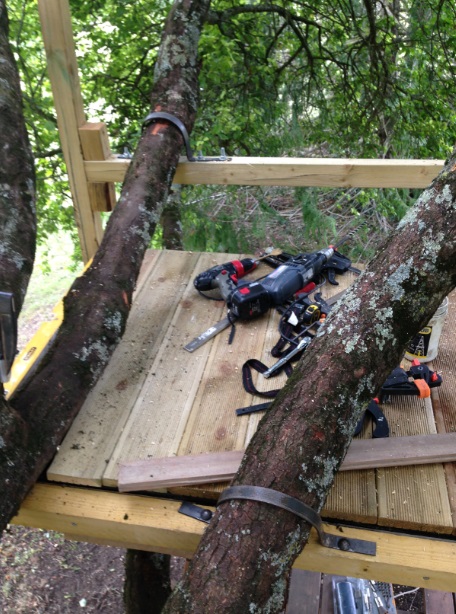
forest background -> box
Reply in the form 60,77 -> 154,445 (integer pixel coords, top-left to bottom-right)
9,0 -> 456,264
1,0 -> 455,612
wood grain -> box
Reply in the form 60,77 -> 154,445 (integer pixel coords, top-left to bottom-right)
118,433 -> 456,492
424,589 -> 456,613
102,252 -> 237,486
13,483 -> 456,591
38,0 -> 102,260
47,250 -> 199,486
48,250 -> 456,534
286,570 -> 321,614
377,394 -> 453,533
79,122 -> 116,212
84,156 -> 444,189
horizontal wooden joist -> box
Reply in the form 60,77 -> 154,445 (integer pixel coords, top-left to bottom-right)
84,156 -> 444,188
13,483 -> 456,591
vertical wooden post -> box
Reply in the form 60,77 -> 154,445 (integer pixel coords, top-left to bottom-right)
37,0 -> 104,262
79,122 -> 117,212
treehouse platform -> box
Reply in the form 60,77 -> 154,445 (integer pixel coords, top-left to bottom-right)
11,249 -> 456,591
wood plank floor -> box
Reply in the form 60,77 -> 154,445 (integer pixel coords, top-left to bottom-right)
46,250 -> 456,535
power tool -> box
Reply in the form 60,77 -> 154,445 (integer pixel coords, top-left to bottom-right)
193,258 -> 258,298
184,245 -> 355,352
227,246 -> 347,320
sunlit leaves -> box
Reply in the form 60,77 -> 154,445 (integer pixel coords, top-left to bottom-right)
6,0 -> 456,258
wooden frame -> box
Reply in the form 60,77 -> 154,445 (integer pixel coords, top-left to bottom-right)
85,156 -> 444,189
38,0 -> 115,262
13,483 -> 456,591
37,0 -> 444,263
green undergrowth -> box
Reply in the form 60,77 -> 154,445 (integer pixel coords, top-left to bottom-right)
19,231 -> 83,334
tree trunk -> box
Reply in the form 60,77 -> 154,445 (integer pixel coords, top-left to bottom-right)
160,186 -> 183,249
161,186 -> 184,250
0,0 -> 37,495
0,0 -> 36,311
0,0 -> 211,531
162,157 -> 456,612
124,550 -> 172,614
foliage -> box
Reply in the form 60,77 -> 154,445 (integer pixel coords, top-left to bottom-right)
6,0 -> 456,262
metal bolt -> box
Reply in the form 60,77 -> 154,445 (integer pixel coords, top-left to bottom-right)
338,538 -> 351,551
201,509 -> 213,521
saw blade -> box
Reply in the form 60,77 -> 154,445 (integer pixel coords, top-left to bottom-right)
321,288 -> 347,306
184,316 -> 232,352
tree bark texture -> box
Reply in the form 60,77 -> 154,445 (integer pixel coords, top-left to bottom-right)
163,157 -> 456,612
161,186 -> 184,250
0,0 -> 211,531
124,550 -> 172,614
0,0 -> 36,313
0,0 -> 37,504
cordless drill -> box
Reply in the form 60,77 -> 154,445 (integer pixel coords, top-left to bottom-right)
193,258 -> 258,300
227,247 -> 336,320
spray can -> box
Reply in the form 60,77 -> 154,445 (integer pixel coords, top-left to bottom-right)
404,297 -> 449,363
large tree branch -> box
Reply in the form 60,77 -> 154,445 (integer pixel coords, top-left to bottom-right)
207,3 -> 321,30
0,0 -> 36,312
163,156 -> 456,611
0,0 -> 211,531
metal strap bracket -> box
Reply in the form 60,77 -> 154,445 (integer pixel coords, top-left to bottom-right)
178,501 -> 213,524
217,485 -> 376,556
142,112 -> 231,162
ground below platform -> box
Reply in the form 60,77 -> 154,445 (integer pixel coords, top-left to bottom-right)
0,525 -> 428,613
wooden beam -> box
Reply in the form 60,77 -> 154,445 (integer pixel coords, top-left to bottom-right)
38,0 -> 103,262
118,433 -> 456,492
12,483 -> 456,591
84,157 -> 444,189
79,122 -> 117,212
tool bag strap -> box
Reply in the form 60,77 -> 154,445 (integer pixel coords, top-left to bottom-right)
242,358 -> 293,398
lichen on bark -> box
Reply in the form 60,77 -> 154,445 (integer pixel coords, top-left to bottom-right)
163,151 -> 456,613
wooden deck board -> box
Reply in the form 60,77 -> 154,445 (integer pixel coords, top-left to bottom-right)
433,291 -> 456,534
286,569 -> 321,613
243,307 -> 290,445
47,250 -> 200,485
177,317 -> 270,457
101,252 -> 236,486
377,395 -> 453,532
46,250 -> 456,535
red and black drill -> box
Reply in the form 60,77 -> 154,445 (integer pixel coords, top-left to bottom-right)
193,258 -> 258,301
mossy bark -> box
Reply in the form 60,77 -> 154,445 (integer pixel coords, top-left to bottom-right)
163,157 -> 456,612
0,0 -> 211,530
0,1 -> 36,314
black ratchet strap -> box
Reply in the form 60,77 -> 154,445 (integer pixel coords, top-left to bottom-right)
218,485 -> 376,556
